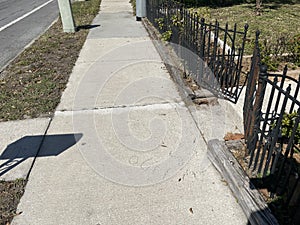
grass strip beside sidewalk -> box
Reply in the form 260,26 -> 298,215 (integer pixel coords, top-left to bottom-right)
0,0 -> 101,122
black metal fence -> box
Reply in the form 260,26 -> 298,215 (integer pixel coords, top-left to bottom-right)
147,0 -> 300,211
146,0 -> 248,103
244,32 -> 300,207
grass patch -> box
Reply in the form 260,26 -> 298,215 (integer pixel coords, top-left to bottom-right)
191,3 -> 300,69
0,0 -> 101,122
193,3 -> 300,51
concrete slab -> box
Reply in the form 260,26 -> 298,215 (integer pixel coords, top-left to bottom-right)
0,118 -> 50,180
88,13 -> 147,39
99,0 -> 134,12
70,103 -> 199,186
189,103 -> 243,142
58,54 -> 182,111
77,38 -> 161,63
74,61 -> 181,109
11,0 -> 248,224
13,108 -> 247,225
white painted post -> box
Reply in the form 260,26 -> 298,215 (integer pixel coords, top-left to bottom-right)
136,0 -> 146,21
57,0 -> 76,32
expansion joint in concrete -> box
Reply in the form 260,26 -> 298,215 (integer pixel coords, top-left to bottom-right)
56,101 -> 186,115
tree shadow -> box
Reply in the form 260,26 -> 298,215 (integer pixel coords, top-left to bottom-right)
76,24 -> 100,31
0,133 -> 83,177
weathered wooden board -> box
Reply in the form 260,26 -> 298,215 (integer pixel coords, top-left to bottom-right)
208,139 -> 279,225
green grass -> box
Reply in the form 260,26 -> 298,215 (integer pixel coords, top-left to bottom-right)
192,3 -> 300,54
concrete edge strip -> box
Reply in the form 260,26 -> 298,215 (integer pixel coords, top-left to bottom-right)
207,139 -> 279,225
25,117 -> 53,181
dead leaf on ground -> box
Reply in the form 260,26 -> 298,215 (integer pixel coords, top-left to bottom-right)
224,132 -> 244,141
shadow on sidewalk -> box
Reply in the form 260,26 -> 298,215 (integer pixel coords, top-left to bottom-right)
76,24 -> 100,31
0,133 -> 83,177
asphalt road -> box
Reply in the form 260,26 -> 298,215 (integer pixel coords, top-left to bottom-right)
0,0 -> 59,70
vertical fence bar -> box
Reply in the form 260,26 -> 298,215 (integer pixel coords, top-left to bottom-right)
206,22 -> 212,64
290,74 -> 300,114
248,65 -> 268,167
199,18 -> 205,59
272,108 -> 300,181
263,85 -> 292,177
228,23 -> 237,89
273,66 -> 288,113
253,76 -> 278,172
244,31 -> 260,146
222,23 -> 228,88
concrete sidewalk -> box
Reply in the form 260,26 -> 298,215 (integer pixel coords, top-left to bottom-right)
11,0 -> 248,224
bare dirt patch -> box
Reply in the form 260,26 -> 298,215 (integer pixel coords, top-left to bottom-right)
0,179 -> 27,225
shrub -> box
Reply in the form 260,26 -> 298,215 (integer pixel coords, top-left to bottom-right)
288,34 -> 300,67
279,111 -> 300,145
259,35 -> 290,71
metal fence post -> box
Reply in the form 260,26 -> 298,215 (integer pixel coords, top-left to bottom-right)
244,31 -> 260,149
248,64 -> 268,165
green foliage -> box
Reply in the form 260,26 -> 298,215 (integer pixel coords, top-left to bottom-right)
277,111 -> 300,144
258,33 -> 300,70
258,36 -> 290,71
171,14 -> 183,27
154,17 -> 173,42
129,0 -> 136,15
154,18 -> 165,30
189,7 -> 211,19
162,30 -> 172,41
287,34 -> 300,66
